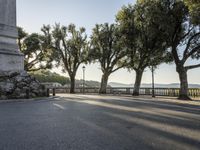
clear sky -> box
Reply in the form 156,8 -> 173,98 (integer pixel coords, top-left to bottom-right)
17,0 -> 200,85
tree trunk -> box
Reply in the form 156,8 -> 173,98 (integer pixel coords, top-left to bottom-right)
99,73 -> 109,94
132,69 -> 144,96
70,75 -> 75,94
177,66 -> 191,100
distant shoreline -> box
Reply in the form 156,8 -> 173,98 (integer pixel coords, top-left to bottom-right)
108,82 -> 200,88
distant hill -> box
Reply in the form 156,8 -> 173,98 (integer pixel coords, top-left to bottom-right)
108,82 -> 134,87
31,71 -> 70,85
31,71 -> 200,88
76,80 -> 101,87
108,82 -> 200,88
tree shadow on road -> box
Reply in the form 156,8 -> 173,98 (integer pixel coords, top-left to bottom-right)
57,95 -> 200,150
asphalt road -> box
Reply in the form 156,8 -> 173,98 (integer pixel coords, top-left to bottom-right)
0,94 -> 200,150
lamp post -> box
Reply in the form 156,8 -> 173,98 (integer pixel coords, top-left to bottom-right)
82,66 -> 86,94
150,57 -> 155,98
151,65 -> 155,98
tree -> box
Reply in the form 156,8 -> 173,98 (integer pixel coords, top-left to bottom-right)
90,23 -> 127,94
160,0 -> 200,99
116,1 -> 171,96
47,24 -> 88,93
17,27 -> 53,72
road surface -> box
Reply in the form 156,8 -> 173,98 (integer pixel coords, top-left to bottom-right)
0,94 -> 200,150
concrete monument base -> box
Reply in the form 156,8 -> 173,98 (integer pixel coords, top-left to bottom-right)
0,23 -> 24,72
0,49 -> 24,72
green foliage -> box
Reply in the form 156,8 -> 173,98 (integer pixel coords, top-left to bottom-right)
184,0 -> 200,25
90,23 -> 127,74
117,1 -> 171,72
17,27 -> 54,72
116,4 -> 136,51
49,23 -> 89,77
30,70 -> 70,85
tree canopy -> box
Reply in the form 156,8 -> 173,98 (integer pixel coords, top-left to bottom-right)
17,27 -> 53,72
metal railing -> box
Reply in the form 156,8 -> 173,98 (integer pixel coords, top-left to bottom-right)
47,87 -> 200,98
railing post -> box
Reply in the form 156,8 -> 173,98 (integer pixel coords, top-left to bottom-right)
173,89 -> 175,96
126,88 -> 130,94
110,87 -> 113,94
53,88 -> 56,96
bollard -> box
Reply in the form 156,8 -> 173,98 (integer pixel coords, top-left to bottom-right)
26,89 -> 30,99
53,88 -> 56,96
47,89 -> 50,97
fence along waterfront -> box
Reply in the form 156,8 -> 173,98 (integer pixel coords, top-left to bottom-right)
48,87 -> 200,98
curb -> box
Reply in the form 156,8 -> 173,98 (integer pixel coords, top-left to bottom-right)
0,96 -> 57,104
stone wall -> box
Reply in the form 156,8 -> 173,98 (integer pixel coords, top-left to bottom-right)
0,71 -> 47,99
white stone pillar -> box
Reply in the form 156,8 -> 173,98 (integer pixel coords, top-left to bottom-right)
0,0 -> 24,72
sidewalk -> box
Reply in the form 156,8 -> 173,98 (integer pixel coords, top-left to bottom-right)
57,93 -> 200,106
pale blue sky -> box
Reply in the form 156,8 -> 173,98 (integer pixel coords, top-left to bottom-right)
17,0 -> 200,84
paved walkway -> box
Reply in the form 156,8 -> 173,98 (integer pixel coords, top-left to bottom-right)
0,94 -> 199,150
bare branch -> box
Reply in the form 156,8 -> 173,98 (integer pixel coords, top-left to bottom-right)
185,45 -> 200,60
185,63 -> 200,70
183,32 -> 200,61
